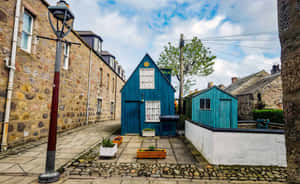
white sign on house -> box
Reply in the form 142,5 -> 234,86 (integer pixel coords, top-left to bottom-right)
140,68 -> 155,89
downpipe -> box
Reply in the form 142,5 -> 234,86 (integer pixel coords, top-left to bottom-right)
86,48 -> 92,125
1,0 -> 22,152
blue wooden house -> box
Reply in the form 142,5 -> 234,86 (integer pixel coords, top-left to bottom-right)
192,86 -> 238,128
121,54 -> 176,136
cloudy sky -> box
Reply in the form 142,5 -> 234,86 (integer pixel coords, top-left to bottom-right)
49,0 -> 280,94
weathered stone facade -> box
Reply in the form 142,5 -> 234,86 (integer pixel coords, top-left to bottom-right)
278,0 -> 300,183
226,71 -> 282,120
0,0 -> 124,148
236,74 -> 283,120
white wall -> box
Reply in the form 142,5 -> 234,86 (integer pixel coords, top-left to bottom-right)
185,120 -> 287,167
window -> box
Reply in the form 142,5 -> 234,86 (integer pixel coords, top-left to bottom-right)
111,102 -> 114,114
200,99 -> 211,110
93,38 -> 101,53
145,101 -> 160,122
107,74 -> 110,89
140,68 -> 155,89
21,11 -> 33,52
97,99 -> 102,114
99,68 -> 103,86
63,43 -> 70,70
110,57 -> 114,68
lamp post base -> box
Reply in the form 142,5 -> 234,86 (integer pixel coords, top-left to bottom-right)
38,171 -> 60,183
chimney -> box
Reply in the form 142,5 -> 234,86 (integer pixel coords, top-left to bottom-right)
160,68 -> 172,83
218,84 -> 225,90
271,64 -> 281,74
208,82 -> 214,88
232,77 -> 238,84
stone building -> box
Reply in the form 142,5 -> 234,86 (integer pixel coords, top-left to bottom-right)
225,68 -> 282,120
0,0 -> 125,149
278,0 -> 300,183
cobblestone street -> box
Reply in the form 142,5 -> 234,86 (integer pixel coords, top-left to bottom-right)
66,136 -> 287,183
0,120 -> 120,183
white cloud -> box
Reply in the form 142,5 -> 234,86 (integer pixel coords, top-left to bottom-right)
194,55 -> 280,91
46,0 -> 280,97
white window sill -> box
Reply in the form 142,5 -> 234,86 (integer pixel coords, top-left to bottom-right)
145,120 -> 160,123
20,47 -> 31,54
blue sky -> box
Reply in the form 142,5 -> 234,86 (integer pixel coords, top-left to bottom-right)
49,0 -> 281,93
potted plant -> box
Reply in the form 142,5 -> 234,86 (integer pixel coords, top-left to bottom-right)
142,128 -> 155,137
99,137 -> 117,157
112,136 -> 123,147
136,145 -> 166,159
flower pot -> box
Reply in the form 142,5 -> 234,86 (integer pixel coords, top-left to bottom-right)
112,136 -> 123,147
136,149 -> 166,159
100,143 -> 117,157
142,130 -> 155,137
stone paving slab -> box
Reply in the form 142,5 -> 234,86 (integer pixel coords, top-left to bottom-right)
0,120 -> 120,176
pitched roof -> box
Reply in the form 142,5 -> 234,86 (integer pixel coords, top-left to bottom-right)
238,72 -> 281,95
193,86 -> 238,99
101,50 -> 115,57
121,54 -> 175,92
225,70 -> 269,95
76,30 -> 103,41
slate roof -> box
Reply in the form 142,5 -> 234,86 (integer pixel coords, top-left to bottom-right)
238,72 -> 281,95
101,50 -> 115,57
225,70 -> 269,95
76,30 -> 103,41
193,86 -> 238,99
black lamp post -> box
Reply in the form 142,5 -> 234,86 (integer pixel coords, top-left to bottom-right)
39,0 -> 74,183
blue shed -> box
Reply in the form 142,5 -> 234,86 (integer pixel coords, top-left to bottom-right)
121,54 -> 176,136
192,86 -> 238,128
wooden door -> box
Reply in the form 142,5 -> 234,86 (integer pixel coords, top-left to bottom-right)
219,100 -> 232,128
125,102 -> 140,134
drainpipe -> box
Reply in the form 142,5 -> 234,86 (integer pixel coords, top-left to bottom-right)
86,47 -> 92,125
1,0 -> 22,152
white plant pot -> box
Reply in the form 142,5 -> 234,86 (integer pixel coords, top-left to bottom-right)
100,143 -> 117,157
142,130 -> 155,137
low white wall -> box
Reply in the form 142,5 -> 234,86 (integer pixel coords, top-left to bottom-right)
185,120 -> 287,167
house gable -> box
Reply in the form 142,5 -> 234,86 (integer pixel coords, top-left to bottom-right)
121,54 -> 175,92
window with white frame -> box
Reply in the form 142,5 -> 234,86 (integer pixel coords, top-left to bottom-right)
93,38 -> 101,53
97,98 -> 102,114
63,43 -> 70,70
110,57 -> 114,68
21,10 -> 33,52
145,101 -> 160,122
140,68 -> 155,89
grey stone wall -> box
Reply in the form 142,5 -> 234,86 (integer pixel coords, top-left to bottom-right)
278,0 -> 300,183
0,0 -> 124,148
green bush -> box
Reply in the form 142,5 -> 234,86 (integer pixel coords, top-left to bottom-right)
252,109 -> 284,124
143,128 -> 155,131
148,145 -> 155,151
101,137 -> 115,147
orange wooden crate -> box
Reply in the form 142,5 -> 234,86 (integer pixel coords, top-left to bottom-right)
112,136 -> 123,146
136,149 -> 166,159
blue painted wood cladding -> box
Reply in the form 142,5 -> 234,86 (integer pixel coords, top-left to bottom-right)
192,87 -> 238,128
121,54 -> 176,136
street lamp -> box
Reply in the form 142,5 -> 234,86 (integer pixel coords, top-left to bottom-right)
39,0 -> 74,183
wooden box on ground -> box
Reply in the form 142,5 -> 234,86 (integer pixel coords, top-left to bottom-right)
136,149 -> 166,159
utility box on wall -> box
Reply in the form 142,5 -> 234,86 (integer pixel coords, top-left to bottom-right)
121,54 -> 177,136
